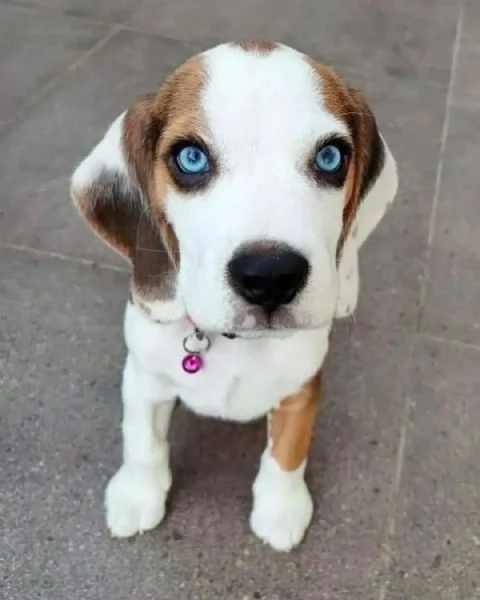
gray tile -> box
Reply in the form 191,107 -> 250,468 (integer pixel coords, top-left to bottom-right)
0,31 -> 206,267
342,72 -> 448,330
0,0 -> 137,22
386,337 -> 480,599
0,247 -> 412,599
295,323 -> 412,598
0,249 -> 132,600
463,0 -> 480,40
421,104 -> 480,344
0,5 -> 110,123
452,2 -> 480,113
421,249 -> 480,346
128,0 -> 458,84
430,105 -> 480,258
450,1 -> 480,108
453,42 -> 480,109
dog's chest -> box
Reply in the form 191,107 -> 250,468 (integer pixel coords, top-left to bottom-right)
124,303 -> 329,422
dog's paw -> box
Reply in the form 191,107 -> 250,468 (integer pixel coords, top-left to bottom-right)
250,474 -> 313,552
105,464 -> 171,538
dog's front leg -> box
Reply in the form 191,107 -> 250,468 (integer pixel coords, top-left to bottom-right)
105,354 -> 175,538
250,372 -> 321,552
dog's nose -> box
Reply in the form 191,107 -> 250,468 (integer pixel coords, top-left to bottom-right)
228,247 -> 310,310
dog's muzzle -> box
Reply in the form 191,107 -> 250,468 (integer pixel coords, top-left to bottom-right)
228,243 -> 310,315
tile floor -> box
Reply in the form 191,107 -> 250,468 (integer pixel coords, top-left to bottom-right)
1,1 -> 479,598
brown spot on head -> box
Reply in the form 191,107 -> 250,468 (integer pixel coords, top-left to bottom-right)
233,40 -> 278,54
307,59 -> 385,254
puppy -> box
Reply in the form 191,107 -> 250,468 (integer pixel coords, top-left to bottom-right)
71,41 -> 398,552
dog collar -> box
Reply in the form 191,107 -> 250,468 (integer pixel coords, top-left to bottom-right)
182,316 -> 237,374
128,293 -> 236,375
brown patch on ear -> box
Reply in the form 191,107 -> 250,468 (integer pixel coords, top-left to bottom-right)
123,57 -> 207,302
73,170 -> 143,259
338,88 -> 385,252
123,94 -> 164,197
269,371 -> 321,471
234,40 -> 278,54
74,168 -> 178,302
73,54 -> 208,307
121,57 -> 207,207
308,61 -> 385,254
131,213 -> 178,302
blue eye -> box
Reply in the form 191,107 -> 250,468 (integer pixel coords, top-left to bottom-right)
314,144 -> 343,173
175,145 -> 210,174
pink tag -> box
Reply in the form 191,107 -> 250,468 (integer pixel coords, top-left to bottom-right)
182,353 -> 204,374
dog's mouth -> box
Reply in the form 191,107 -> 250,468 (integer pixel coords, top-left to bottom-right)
210,310 -> 330,340
186,304 -> 332,340
230,305 -> 325,333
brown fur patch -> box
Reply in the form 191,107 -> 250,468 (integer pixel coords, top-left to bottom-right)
124,57 -> 208,301
73,173 -> 139,261
308,60 -> 385,255
269,371 -> 321,471
74,56 -> 207,305
234,40 -> 278,54
123,56 -> 207,207
125,58 -> 207,301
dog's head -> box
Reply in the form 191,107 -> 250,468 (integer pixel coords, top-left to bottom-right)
71,42 -> 398,335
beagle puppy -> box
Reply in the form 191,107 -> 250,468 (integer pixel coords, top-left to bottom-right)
71,41 -> 398,552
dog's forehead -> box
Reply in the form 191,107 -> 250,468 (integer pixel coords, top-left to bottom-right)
198,43 -> 350,149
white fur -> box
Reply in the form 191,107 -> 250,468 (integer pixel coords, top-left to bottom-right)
124,301 -> 329,423
105,355 -> 175,537
251,452 -> 313,551
72,43 -> 398,551
104,302 -> 327,545
72,112 -> 127,195
335,233 -> 359,318
336,138 -> 398,317
353,137 -> 398,249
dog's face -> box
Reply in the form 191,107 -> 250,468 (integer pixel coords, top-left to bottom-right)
72,42 -> 397,335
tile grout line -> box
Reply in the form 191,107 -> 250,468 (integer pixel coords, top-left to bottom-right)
0,2 -> 456,138
416,330 -> 480,354
378,11 -> 465,594
0,25 -> 122,141
0,241 -> 129,273
0,2 -> 206,50
373,322 -> 480,599
376,338 -> 416,600
416,2 -> 464,332
0,1 -> 461,93
377,12 -> 467,591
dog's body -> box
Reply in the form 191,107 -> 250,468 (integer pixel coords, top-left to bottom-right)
71,42 -> 398,551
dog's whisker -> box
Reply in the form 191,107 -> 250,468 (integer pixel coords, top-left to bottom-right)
330,110 -> 374,120
150,271 -> 177,279
135,246 -> 180,255
344,313 -> 357,339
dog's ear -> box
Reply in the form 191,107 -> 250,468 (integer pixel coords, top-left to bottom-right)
335,89 -> 398,318
71,95 -> 182,322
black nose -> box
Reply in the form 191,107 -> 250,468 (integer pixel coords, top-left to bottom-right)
228,247 -> 310,310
